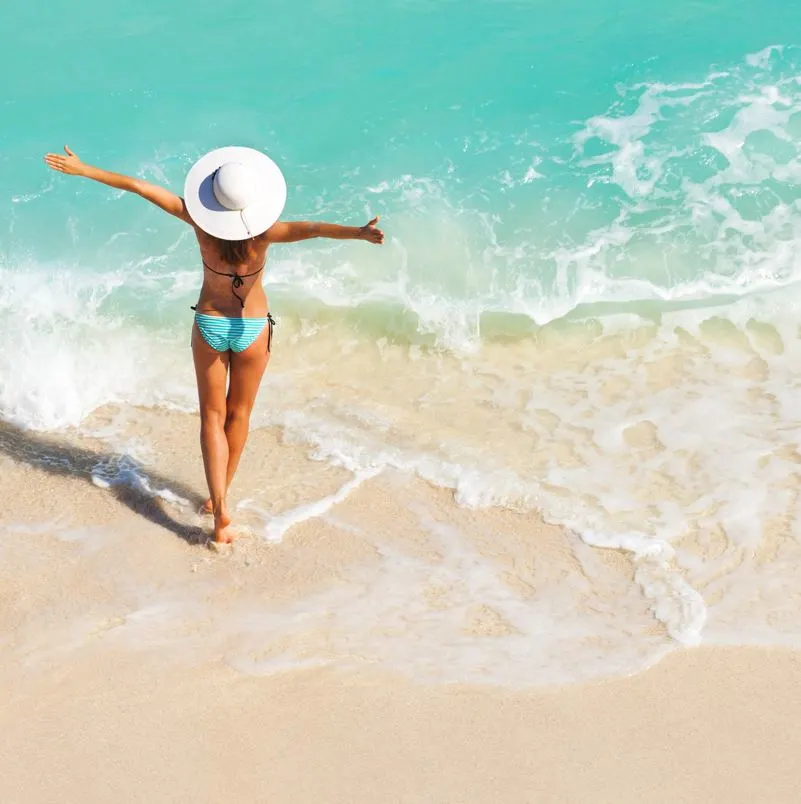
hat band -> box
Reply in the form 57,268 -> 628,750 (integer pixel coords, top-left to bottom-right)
239,208 -> 253,239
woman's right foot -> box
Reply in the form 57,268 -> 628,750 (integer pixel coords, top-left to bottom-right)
213,508 -> 233,544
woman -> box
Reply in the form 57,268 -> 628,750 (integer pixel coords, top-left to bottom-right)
44,145 -> 384,544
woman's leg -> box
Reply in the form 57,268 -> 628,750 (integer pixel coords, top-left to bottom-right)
192,325 -> 232,543
223,323 -> 271,490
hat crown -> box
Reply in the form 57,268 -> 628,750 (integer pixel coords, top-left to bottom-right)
212,162 -> 257,210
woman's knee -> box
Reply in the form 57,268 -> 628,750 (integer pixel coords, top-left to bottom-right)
225,404 -> 251,428
200,405 -> 227,431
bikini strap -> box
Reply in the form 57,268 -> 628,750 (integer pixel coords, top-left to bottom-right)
202,259 -> 266,308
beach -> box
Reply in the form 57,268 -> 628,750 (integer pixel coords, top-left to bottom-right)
6,0 -> 801,800
3,439 -> 801,803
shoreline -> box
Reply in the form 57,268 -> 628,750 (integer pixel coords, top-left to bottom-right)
0,409 -> 669,688
3,406 -> 801,801
3,405 -> 801,681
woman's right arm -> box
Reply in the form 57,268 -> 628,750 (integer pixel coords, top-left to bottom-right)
44,145 -> 192,223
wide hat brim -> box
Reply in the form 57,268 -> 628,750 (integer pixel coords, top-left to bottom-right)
184,146 -> 287,240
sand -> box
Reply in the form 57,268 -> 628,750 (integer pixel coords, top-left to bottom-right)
3,648 -> 801,803
3,410 -> 801,803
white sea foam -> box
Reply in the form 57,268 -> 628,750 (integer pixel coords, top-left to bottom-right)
238,467 -> 382,542
0,259 -> 195,430
199,492 -> 672,686
91,453 -> 191,507
6,45 -> 801,431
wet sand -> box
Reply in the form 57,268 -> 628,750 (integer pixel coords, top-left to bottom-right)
2,411 -> 801,802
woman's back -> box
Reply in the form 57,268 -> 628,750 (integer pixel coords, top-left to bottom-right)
194,229 -> 270,317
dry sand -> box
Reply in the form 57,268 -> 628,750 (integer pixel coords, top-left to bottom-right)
2,648 -> 800,803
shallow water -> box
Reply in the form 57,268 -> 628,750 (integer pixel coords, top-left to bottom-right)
4,1 -> 801,682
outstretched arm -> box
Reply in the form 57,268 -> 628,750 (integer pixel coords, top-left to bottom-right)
44,146 -> 192,224
267,216 -> 384,245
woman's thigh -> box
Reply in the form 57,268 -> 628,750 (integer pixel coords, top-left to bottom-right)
227,323 -> 271,413
192,324 -> 230,415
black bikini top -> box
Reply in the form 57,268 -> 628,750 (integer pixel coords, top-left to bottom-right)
201,259 -> 266,308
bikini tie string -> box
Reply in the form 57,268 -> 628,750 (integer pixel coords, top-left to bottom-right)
230,275 -> 245,308
266,312 -> 276,353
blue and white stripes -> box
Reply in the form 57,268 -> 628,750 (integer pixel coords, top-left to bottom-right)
194,313 -> 270,353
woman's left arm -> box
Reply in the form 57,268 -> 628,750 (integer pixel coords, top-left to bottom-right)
44,145 -> 192,223
267,216 -> 384,245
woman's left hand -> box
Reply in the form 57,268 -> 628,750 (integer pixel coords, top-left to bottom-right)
359,216 -> 384,244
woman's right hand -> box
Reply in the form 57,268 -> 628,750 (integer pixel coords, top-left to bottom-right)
44,145 -> 86,176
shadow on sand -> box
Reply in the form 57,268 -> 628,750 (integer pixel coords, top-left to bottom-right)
0,419 -> 208,545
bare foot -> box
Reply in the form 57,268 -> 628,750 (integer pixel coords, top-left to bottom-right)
213,508 -> 234,544
202,495 -> 232,516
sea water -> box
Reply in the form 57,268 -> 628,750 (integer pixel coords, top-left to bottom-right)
4,0 -> 801,681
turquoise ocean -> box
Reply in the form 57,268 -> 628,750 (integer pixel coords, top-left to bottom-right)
5,1 -> 801,683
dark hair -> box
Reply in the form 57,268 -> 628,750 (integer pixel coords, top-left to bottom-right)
213,236 -> 252,265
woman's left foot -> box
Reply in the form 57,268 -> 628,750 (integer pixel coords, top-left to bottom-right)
201,498 -> 214,515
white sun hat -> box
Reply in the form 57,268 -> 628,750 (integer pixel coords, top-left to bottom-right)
183,146 -> 287,241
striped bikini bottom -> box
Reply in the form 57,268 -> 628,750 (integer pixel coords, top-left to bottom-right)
194,312 -> 276,353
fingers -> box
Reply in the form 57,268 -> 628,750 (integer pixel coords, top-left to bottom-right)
44,154 -> 68,173
42,145 -> 77,173
367,215 -> 380,226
